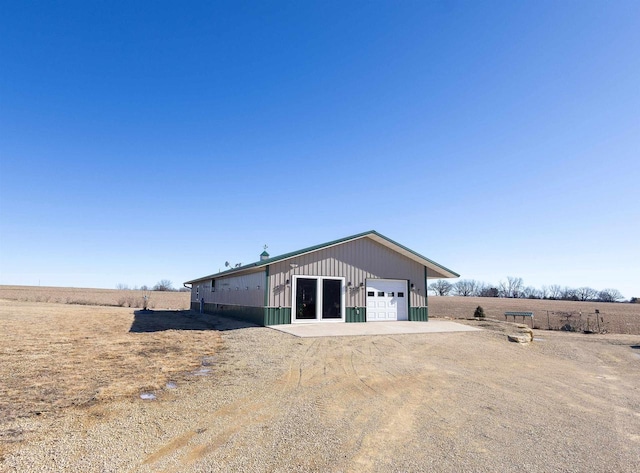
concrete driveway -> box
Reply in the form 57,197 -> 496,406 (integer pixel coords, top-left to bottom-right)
268,320 -> 481,337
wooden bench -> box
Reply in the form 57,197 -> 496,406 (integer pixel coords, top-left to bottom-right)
505,311 -> 534,324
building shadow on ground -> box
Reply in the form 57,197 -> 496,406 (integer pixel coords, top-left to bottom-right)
129,310 -> 258,333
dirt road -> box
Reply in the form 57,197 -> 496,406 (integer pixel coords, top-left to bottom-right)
2,307 -> 640,472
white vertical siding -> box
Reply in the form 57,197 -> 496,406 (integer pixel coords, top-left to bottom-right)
193,271 -> 265,307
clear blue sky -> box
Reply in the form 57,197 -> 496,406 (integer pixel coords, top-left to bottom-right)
1,1 -> 638,298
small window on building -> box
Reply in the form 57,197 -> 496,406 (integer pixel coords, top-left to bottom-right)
196,286 -> 200,298
387,292 -> 394,297
367,291 -> 374,297
398,292 -> 404,297
211,280 -> 215,292
378,291 -> 384,297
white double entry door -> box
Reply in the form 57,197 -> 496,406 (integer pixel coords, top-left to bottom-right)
366,279 -> 408,321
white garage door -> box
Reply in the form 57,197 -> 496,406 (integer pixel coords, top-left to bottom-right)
366,279 -> 408,321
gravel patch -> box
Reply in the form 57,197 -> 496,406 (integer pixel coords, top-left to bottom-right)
2,313 -> 640,472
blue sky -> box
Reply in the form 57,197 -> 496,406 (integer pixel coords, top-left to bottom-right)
1,1 -> 638,298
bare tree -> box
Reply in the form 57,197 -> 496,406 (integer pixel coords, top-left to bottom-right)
539,285 -> 549,299
453,279 -> 479,297
478,284 -> 499,297
598,288 -> 623,303
498,276 -> 524,298
561,286 -> 577,301
575,287 -> 598,301
115,283 -> 130,290
548,284 -> 562,300
153,280 -> 174,291
521,286 -> 540,299
428,280 -> 453,296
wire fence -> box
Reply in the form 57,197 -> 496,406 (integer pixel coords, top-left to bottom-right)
534,310 -> 607,333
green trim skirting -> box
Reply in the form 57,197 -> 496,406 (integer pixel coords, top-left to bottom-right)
190,303 -> 425,324
195,302 -> 265,326
264,307 -> 291,325
409,306 -> 429,321
191,302 -> 291,326
346,307 -> 366,323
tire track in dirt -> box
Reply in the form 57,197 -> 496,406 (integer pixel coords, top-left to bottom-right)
133,331 -> 640,473
136,334 -> 469,472
340,337 -> 429,471
135,337 -> 317,471
590,344 -> 640,453
134,390 -> 278,471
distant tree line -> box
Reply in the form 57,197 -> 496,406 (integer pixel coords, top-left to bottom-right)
115,277 -> 636,302
116,280 -> 190,292
428,276 -> 630,303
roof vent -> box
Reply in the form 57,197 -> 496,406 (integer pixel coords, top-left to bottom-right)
260,244 -> 269,261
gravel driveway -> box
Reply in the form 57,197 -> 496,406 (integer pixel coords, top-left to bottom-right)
3,315 -> 640,472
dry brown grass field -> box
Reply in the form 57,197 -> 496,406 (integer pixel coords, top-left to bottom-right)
1,285 -> 637,334
1,287 -> 639,471
2,299 -> 639,471
429,296 -> 640,334
0,285 -> 190,309
0,298 -> 220,460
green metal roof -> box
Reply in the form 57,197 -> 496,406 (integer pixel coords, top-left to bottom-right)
184,230 -> 459,284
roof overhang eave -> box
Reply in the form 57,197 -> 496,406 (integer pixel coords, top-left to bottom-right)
184,265 -> 266,285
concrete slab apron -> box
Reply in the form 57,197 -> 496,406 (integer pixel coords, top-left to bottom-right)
268,320 -> 481,338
